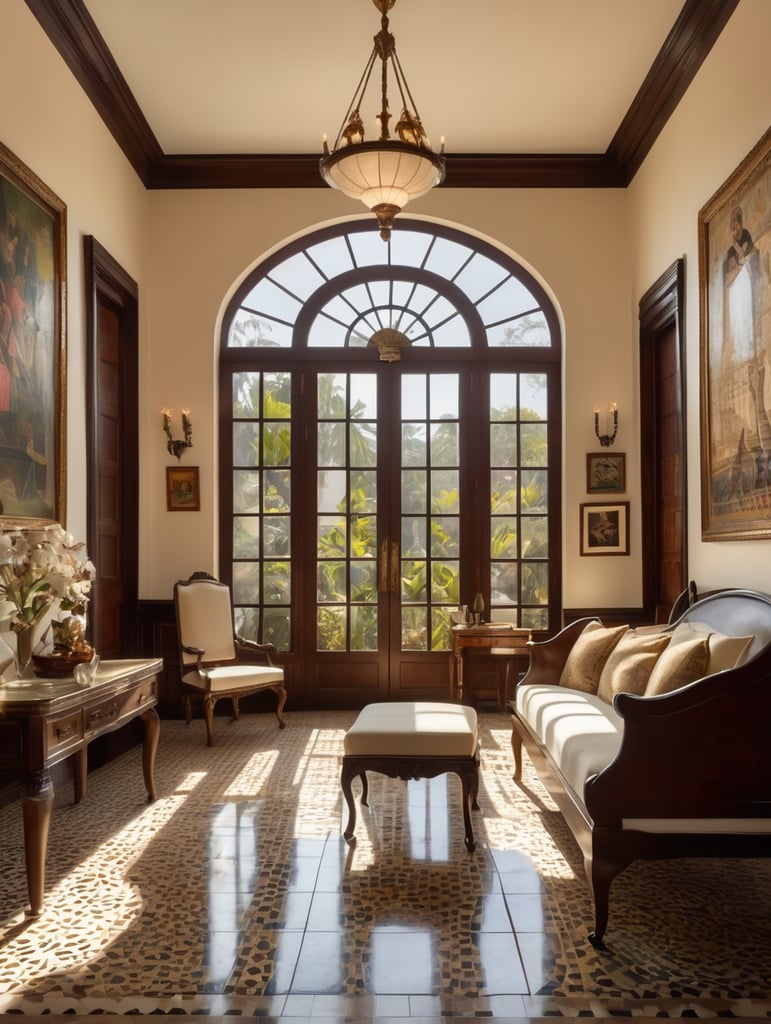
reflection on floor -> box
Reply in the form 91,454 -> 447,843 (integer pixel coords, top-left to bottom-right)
1,710 -> 770,1021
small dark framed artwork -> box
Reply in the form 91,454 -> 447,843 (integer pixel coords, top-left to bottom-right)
580,501 -> 630,556
586,452 -> 626,493
166,466 -> 200,511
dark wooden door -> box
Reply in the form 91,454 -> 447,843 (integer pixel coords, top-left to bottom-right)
84,237 -> 139,657
639,260 -> 687,622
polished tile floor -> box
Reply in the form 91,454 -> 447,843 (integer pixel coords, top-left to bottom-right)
1,710 -> 770,1021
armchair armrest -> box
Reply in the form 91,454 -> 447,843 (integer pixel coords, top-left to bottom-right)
182,643 -> 206,672
235,634 -> 278,662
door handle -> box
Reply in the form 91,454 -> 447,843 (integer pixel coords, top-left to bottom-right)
389,540 -> 400,593
379,538 -> 389,592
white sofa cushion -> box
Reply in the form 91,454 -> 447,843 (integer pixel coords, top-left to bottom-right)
516,683 -> 622,798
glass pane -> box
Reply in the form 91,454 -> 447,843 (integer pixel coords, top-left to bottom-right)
233,561 -> 260,604
430,518 -> 459,557
233,372 -> 261,417
401,375 -> 426,419
431,469 -> 459,512
401,560 -> 427,602
430,421 -> 458,466
262,608 -> 289,650
522,516 -> 549,557
350,374 -> 377,419
402,424 -> 427,466
349,422 -> 377,466
401,469 -> 426,513
233,517 -> 260,558
350,514 -> 377,557
350,470 -> 377,512
233,605 -> 260,640
351,605 -> 377,651
429,374 -> 459,419
264,373 -> 292,416
490,374 -> 517,420
318,606 -> 346,651
520,422 -> 548,467
491,561 -> 518,603
263,422 -> 291,466
234,421 -> 259,466
522,562 -> 549,605
491,470 -> 518,514
263,516 -> 290,556
490,423 -> 518,467
521,470 -> 548,513
263,561 -> 291,603
350,562 -> 377,603
318,373 -> 347,418
318,422 -> 346,466
432,607 -> 453,652
317,561 -> 346,602
521,373 -> 548,419
317,470 -> 347,513
234,470 -> 261,513
491,517 -> 518,558
431,560 -> 459,602
487,310 -> 550,348
475,275 -> 537,323
402,606 -> 427,651
402,517 -> 426,558
318,515 -> 346,556
263,469 -> 290,513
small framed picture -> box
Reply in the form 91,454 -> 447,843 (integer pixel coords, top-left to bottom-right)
580,501 -> 630,556
586,452 -> 626,493
166,466 -> 200,511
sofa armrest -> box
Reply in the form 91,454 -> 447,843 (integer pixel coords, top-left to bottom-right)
518,617 -> 599,688
584,644 -> 771,826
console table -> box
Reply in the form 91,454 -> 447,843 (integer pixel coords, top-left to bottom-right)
450,625 -> 531,708
0,657 -> 162,916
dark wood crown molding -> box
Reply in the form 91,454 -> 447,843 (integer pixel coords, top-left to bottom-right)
26,0 -> 738,191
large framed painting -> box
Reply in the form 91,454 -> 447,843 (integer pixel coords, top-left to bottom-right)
0,140 -> 66,528
699,127 -> 771,541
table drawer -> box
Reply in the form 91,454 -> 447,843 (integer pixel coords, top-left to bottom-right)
47,710 -> 84,757
85,677 -> 158,736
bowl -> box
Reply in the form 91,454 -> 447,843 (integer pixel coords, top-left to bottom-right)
32,649 -> 95,678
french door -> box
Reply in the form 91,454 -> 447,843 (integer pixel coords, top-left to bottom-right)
309,366 -> 467,702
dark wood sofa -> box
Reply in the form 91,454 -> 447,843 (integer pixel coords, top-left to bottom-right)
510,588 -> 771,948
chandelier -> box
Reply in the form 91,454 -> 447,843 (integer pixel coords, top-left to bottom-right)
319,0 -> 445,241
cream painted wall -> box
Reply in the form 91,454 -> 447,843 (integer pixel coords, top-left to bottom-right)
629,0 -> 771,593
143,186 -> 635,603
2,6 -> 147,540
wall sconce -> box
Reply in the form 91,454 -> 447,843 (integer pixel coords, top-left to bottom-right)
162,407 -> 193,460
594,403 -> 618,447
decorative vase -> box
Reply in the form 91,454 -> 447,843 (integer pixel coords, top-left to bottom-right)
13,622 -> 35,678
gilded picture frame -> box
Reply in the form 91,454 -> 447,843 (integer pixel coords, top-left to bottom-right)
580,501 -> 629,556
166,466 -> 200,511
586,452 -> 625,494
699,127 -> 771,541
0,139 -> 66,529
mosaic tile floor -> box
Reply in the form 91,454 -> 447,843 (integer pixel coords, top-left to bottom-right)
1,710 -> 770,1022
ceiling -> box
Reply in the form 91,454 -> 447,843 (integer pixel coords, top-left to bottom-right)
26,0 -> 738,190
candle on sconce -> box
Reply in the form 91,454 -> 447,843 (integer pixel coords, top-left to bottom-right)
182,409 -> 192,433
162,408 -> 172,432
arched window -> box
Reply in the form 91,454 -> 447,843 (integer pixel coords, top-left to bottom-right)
220,219 -> 561,706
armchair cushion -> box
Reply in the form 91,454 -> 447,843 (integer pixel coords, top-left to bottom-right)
182,663 -> 285,693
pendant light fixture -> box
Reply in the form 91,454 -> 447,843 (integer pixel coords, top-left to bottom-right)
319,0 -> 445,241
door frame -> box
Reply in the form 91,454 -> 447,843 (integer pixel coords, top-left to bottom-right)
638,257 -> 687,621
83,235 -> 139,653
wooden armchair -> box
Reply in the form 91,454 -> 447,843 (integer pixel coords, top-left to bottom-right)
173,571 -> 287,746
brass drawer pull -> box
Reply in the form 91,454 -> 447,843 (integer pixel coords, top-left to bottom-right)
56,725 -> 75,740
90,704 -> 118,724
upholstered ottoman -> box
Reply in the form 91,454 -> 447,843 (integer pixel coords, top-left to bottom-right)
341,701 -> 480,851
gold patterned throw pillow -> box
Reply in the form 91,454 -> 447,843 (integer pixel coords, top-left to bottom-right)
645,635 -> 710,696
559,621 -> 628,694
597,630 -> 670,702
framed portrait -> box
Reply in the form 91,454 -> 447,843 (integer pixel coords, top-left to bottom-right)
699,126 -> 771,540
586,452 -> 625,493
166,465 -> 200,511
0,140 -> 66,527
580,501 -> 629,556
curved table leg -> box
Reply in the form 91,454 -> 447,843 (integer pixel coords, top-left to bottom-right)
340,758 -> 358,844
141,706 -> 161,802
22,772 -> 54,917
